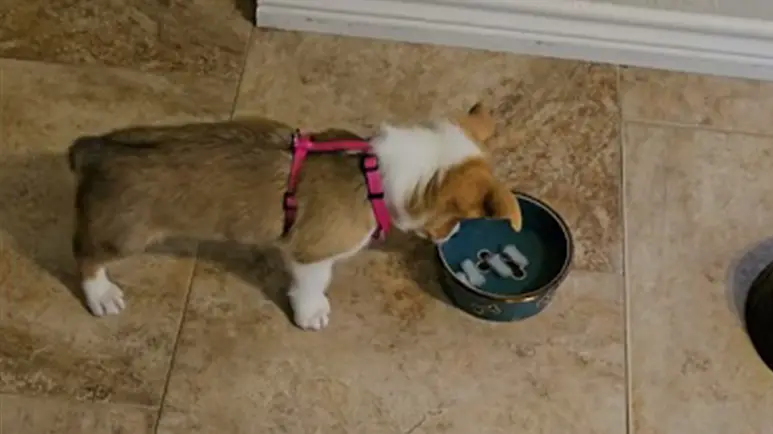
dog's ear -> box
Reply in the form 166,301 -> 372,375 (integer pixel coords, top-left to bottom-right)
455,103 -> 496,144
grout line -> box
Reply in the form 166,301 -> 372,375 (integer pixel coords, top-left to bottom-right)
616,64 -> 634,434
0,57 -> 6,434
0,55 -> 237,86
0,64 -> 7,434
228,27 -> 257,120
152,245 -> 200,434
622,144 -> 635,434
623,117 -> 773,139
620,129 -> 634,434
0,392 -> 158,411
0,63 -> 4,280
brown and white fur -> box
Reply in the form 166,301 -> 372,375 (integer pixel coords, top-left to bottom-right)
68,104 -> 521,330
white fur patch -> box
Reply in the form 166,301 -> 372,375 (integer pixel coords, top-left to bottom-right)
287,231 -> 373,331
370,120 -> 482,230
83,268 -> 126,316
288,260 -> 333,331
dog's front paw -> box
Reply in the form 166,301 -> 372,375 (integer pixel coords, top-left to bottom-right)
291,292 -> 331,331
84,277 -> 126,316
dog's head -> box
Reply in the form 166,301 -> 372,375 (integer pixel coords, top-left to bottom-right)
372,103 -> 522,243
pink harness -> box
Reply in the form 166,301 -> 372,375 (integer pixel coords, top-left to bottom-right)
282,131 -> 391,241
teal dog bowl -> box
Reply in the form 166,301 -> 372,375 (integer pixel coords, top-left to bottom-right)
437,192 -> 573,322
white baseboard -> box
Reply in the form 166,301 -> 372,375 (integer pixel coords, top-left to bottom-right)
256,0 -> 773,82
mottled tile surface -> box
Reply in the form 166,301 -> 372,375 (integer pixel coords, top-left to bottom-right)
0,59 -> 235,405
0,395 -> 156,434
621,67 -> 773,134
236,30 -> 622,272
0,0 -> 253,77
4,15 -> 773,434
155,245 -> 625,433
625,124 -> 773,434
0,59 -> 237,149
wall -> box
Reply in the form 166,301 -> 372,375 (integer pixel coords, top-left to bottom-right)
582,0 -> 773,20
257,0 -> 773,82
426,0 -> 773,21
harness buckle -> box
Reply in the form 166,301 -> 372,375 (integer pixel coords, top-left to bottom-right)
283,191 -> 298,210
290,130 -> 302,150
361,154 -> 379,171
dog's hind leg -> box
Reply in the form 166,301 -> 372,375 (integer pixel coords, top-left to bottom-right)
72,218 -> 161,317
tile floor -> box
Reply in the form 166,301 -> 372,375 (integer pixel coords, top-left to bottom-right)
1,2 -> 772,433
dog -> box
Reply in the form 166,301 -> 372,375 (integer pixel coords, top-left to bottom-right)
67,103 -> 522,330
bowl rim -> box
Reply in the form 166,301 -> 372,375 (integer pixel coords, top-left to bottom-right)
436,191 -> 574,303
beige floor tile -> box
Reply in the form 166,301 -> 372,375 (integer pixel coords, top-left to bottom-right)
0,0 -> 252,78
0,59 -> 235,405
0,395 -> 156,434
0,59 -> 237,151
235,30 -> 622,272
621,67 -> 773,134
625,123 -> 773,434
155,245 -> 625,434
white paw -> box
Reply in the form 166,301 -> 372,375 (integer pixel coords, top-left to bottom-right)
291,292 -> 331,331
84,268 -> 126,316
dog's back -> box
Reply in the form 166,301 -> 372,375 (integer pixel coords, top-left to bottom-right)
69,118 -> 377,261
69,120 -> 294,251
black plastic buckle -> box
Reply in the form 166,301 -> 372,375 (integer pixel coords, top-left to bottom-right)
283,191 -> 298,210
360,154 -> 379,172
289,129 -> 301,151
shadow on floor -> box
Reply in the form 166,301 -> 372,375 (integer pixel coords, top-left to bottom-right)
725,237 -> 773,328
0,151 -> 449,322
372,230 -> 452,307
0,152 -> 85,305
234,0 -> 256,23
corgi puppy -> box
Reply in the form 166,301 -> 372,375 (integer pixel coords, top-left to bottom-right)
68,104 -> 522,330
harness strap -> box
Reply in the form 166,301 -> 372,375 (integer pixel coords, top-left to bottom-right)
282,131 -> 391,240
359,153 -> 390,240
282,143 -> 307,235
